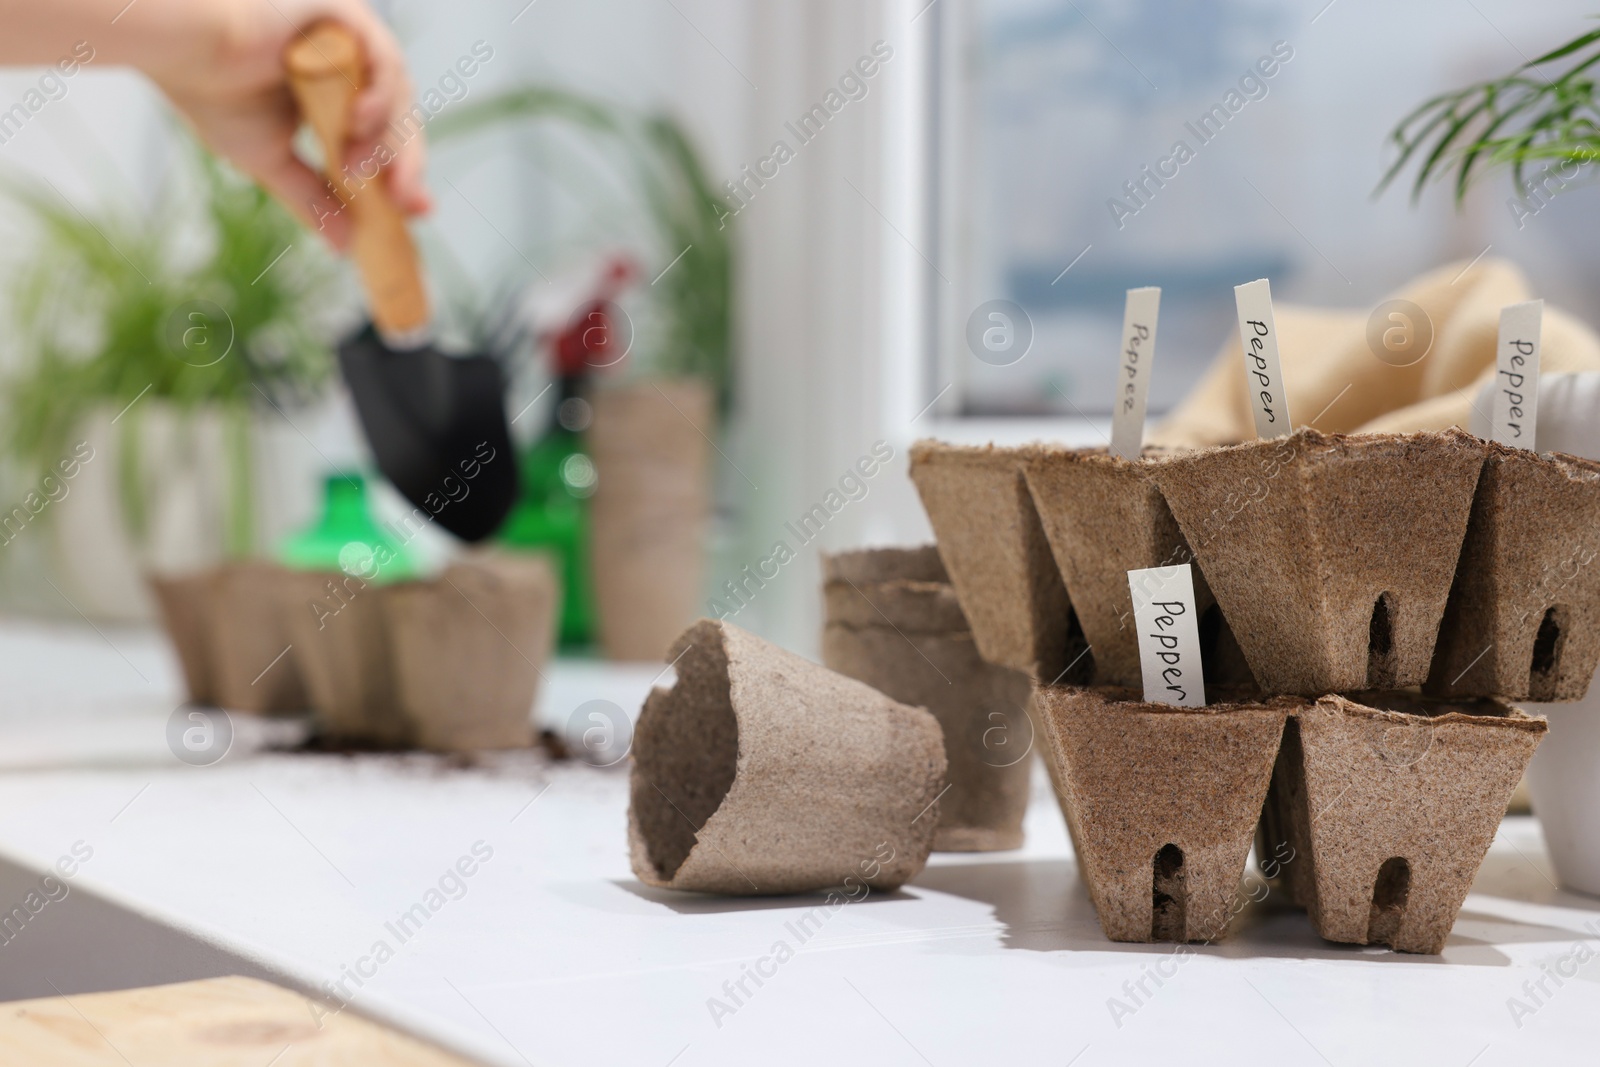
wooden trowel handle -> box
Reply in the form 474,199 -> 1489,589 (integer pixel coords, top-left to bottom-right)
285,22 -> 429,336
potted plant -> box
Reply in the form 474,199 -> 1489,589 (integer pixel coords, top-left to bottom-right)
0,131 -> 340,619
430,88 -> 732,404
430,88 -> 733,660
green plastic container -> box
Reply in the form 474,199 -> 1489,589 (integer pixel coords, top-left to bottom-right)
279,472 -> 419,583
498,392 -> 597,649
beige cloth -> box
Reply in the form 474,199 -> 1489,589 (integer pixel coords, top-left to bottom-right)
1150,258 -> 1600,448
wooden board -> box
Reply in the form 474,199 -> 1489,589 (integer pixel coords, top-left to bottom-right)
0,975 -> 479,1066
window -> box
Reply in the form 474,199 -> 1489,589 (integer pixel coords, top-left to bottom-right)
930,0 -> 1600,419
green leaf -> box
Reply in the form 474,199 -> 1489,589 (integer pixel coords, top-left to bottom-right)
1382,21 -> 1600,209
1526,24 -> 1600,67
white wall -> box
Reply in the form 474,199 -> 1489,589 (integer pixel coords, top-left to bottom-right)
708,0 -> 941,654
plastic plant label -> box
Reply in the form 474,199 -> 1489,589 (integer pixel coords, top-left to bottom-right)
1492,300 -> 1542,449
1234,278 -> 1293,439
1127,564 -> 1206,708
1110,286 -> 1161,461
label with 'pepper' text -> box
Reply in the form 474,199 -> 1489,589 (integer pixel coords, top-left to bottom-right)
1110,286 -> 1161,461
1493,299 -> 1542,449
1234,278 -> 1292,440
1127,564 -> 1205,708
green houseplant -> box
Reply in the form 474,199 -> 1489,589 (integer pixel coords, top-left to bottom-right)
429,86 -> 734,409
0,132 -> 338,560
1381,23 -> 1600,206
427,86 -> 734,655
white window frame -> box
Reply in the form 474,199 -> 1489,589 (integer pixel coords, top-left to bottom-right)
892,0 -> 1107,448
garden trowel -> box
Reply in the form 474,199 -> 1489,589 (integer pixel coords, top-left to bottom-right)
286,22 -> 515,542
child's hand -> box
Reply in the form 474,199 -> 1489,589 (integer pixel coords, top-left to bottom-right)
146,0 -> 431,250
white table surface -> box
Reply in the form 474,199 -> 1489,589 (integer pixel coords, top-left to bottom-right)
0,620 -> 1597,1066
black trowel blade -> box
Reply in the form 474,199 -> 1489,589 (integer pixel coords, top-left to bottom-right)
338,324 -> 517,542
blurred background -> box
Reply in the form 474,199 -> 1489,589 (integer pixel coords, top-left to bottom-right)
0,0 -> 1595,659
